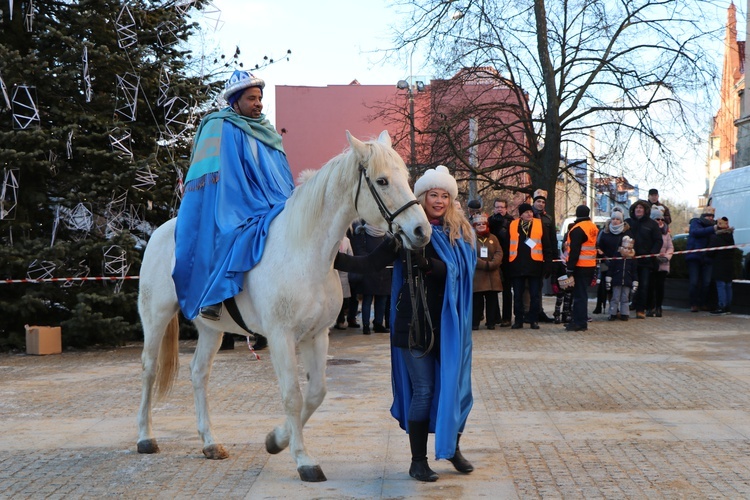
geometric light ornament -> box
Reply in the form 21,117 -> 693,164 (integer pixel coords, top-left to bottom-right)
0,72 -> 10,110
156,20 -> 179,48
27,259 -> 56,281
116,2 -> 137,49
82,46 -> 93,103
163,96 -> 192,140
24,0 -> 34,32
0,168 -> 19,220
63,202 -> 94,233
62,260 -> 90,288
200,1 -> 224,31
108,127 -> 134,162
115,72 -> 139,122
102,245 -> 129,275
173,0 -> 199,16
157,66 -> 170,106
11,85 -> 40,129
133,165 -> 158,191
66,130 -> 74,159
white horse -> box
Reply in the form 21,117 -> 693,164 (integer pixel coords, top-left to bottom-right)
136,130 -> 431,482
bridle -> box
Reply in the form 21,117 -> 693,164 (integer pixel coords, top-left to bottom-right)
354,162 -> 418,234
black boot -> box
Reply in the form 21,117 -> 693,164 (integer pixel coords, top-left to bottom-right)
408,420 -> 438,482
200,303 -> 222,320
448,433 -> 474,473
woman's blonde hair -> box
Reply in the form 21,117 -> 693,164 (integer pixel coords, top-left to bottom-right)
418,191 -> 475,247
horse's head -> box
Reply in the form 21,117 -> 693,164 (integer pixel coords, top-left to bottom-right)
347,130 -> 431,250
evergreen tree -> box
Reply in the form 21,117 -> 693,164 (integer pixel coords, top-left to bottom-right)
0,0 -> 217,349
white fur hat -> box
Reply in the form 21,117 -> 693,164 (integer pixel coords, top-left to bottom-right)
414,165 -> 458,200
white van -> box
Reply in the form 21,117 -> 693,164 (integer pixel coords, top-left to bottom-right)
707,165 -> 750,278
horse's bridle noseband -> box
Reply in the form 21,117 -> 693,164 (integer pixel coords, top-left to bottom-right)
354,162 -> 419,234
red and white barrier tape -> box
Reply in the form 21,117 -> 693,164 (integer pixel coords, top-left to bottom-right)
0,276 -> 139,284
597,242 -> 750,262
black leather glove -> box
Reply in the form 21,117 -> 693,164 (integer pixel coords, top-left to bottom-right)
411,251 -> 432,272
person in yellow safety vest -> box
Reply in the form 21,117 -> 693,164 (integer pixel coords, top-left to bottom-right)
507,203 -> 555,330
563,205 -> 599,332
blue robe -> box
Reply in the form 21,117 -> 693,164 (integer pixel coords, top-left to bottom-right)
173,108 -> 294,320
389,225 -> 476,459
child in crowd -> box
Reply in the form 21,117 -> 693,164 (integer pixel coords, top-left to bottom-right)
552,241 -> 573,324
597,210 -> 635,320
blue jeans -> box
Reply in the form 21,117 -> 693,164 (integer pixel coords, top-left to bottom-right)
399,348 -> 437,422
687,260 -> 713,308
715,280 -> 733,309
361,294 -> 388,327
512,276 -> 540,324
571,267 -> 595,327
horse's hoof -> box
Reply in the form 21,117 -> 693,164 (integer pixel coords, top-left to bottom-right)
265,431 -> 285,454
202,444 -> 229,459
137,439 -> 159,454
298,465 -> 327,482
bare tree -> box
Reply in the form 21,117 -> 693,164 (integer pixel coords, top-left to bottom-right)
388,0 -> 724,220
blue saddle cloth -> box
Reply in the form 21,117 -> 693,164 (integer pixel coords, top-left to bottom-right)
172,109 -> 294,320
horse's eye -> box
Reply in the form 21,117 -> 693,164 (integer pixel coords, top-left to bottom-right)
376,178 -> 388,186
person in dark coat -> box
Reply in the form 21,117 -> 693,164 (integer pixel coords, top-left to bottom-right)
710,216 -> 736,315
598,210 -> 636,320
686,206 -> 718,312
531,189 -> 558,323
624,199 -> 663,319
488,198 -> 514,326
351,222 -> 393,334
507,203 -> 555,329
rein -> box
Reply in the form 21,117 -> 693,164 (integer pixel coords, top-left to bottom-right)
405,251 -> 435,358
354,162 -> 418,234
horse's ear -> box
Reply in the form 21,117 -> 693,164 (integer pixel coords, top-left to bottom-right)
377,130 -> 392,148
346,130 -> 368,157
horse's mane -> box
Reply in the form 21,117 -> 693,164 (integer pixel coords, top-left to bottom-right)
285,138 -> 399,243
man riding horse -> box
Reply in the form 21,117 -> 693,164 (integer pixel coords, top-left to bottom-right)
172,70 -> 295,322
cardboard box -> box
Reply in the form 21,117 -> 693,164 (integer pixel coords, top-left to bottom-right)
25,325 -> 62,355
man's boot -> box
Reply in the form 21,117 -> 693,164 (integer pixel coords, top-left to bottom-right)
448,433 -> 474,473
200,303 -> 222,320
408,420 -> 438,482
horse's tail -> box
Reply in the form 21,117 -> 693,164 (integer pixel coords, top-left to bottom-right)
154,314 -> 180,401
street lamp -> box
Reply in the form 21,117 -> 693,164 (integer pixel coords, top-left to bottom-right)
397,80 -> 418,174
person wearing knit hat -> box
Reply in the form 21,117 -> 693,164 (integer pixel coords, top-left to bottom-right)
650,206 -> 664,221
624,200 -> 663,319
599,207 -> 636,321
507,198 -> 556,329
390,165 -> 476,481
531,188 -> 558,324
471,213 -> 503,330
686,205 -> 718,312
564,205 -> 599,331
173,69 -> 293,323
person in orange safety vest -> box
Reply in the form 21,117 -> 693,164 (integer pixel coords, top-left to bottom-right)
563,205 -> 599,331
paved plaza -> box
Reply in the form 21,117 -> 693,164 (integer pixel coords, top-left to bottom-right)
1,298 -> 750,499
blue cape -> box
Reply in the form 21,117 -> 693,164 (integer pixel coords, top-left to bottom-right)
389,226 -> 476,459
173,109 -> 294,320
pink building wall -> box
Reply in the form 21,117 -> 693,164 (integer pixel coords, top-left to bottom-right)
276,83 -> 407,182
